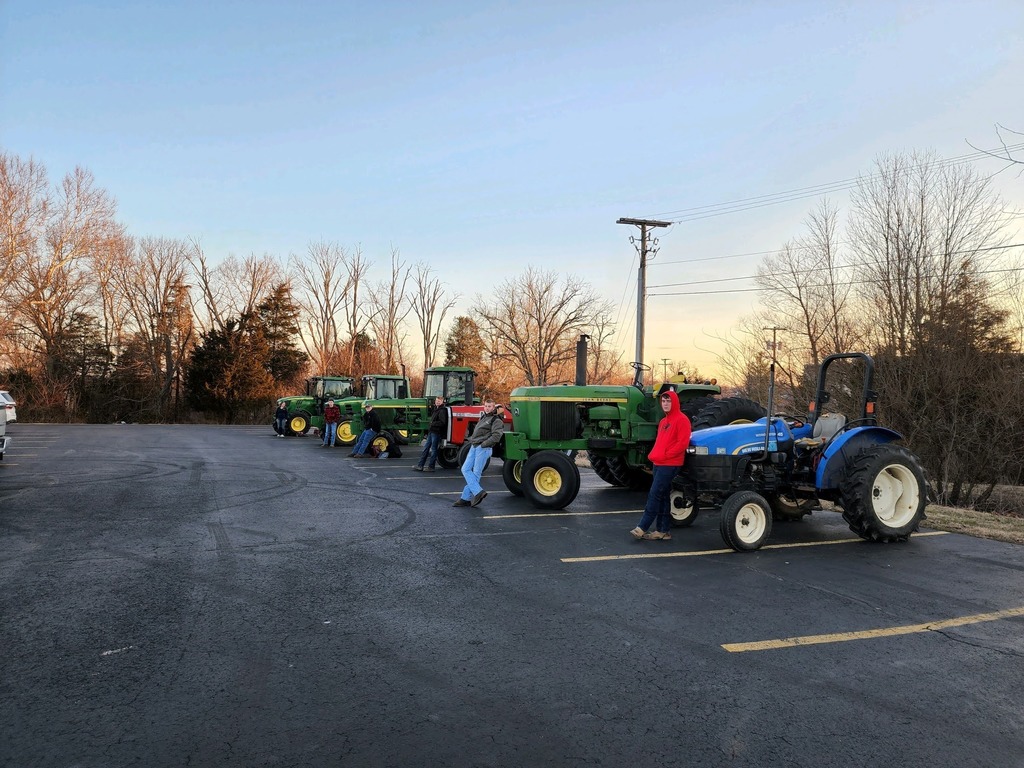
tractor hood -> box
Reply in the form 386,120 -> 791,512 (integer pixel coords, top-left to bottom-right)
510,384 -> 642,404
687,418 -> 794,456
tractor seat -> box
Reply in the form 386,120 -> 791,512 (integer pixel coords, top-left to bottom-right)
794,412 -> 847,451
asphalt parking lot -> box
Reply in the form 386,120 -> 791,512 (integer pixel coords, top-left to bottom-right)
2,424 -> 1024,767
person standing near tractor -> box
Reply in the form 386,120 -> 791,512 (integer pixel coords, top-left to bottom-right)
630,388 -> 691,540
349,402 -> 382,457
321,400 -> 342,447
454,398 -> 505,507
274,401 -> 289,437
414,396 -> 448,472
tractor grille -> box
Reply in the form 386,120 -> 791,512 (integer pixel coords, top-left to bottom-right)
540,402 -> 579,440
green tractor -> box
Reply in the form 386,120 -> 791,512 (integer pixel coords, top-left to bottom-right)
276,374 -> 408,445
350,366 -> 478,457
276,375 -> 357,437
502,359 -> 765,510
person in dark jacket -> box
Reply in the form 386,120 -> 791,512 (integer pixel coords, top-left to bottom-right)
630,389 -> 692,541
414,396 -> 448,472
349,403 -> 383,457
274,402 -> 289,437
454,399 -> 505,507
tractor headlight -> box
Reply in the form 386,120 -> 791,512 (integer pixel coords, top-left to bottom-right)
690,446 -> 709,455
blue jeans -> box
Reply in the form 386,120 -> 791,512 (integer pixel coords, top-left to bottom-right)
637,465 -> 678,533
460,444 -> 492,499
275,416 -> 287,435
352,429 -> 377,455
417,433 -> 442,469
322,422 -> 338,446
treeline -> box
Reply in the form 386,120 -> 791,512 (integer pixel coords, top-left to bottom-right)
0,151 -> 627,426
717,151 -> 1024,509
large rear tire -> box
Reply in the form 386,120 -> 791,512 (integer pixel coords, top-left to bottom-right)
437,445 -> 460,469
691,397 -> 766,429
587,453 -> 625,487
839,444 -> 927,542
522,451 -> 581,510
606,456 -> 653,491
720,491 -> 773,552
502,458 -> 524,496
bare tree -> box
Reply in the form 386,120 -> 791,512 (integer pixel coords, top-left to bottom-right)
290,241 -> 350,376
187,242 -> 282,334
410,262 -> 458,369
474,267 -> 607,386
367,247 -> 411,374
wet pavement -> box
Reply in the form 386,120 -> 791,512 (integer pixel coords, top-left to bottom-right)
2,424 -> 1024,767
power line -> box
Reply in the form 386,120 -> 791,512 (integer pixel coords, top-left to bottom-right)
648,242 -> 1024,289
644,143 -> 1024,224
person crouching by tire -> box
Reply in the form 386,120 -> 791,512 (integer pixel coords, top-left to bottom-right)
630,389 -> 691,541
454,398 -> 505,507
349,402 -> 382,457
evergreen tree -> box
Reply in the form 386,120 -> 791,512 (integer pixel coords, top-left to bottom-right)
185,317 -> 275,423
255,283 -> 306,384
444,316 -> 484,368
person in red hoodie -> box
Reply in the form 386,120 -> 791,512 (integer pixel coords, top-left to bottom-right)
630,388 -> 692,541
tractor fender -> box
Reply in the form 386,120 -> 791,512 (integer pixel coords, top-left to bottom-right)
816,426 -> 903,491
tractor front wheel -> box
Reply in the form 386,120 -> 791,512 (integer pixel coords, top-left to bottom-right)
337,419 -> 357,446
669,488 -> 699,528
371,432 -> 395,456
288,412 -> 311,435
839,445 -> 927,542
523,451 -> 581,510
502,459 -> 524,496
437,445 -> 460,469
720,491 -> 773,551
768,493 -> 816,521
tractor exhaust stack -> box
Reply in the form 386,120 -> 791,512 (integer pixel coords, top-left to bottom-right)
575,335 -> 589,385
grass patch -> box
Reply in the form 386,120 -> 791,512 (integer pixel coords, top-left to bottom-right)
923,504 -> 1024,545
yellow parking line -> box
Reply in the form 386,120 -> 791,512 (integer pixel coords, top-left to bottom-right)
723,605 -> 1024,653
561,531 -> 948,563
482,509 -> 637,520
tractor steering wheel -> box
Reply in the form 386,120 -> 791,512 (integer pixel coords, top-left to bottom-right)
772,413 -> 805,429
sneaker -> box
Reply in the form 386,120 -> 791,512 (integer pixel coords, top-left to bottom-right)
453,499 -> 471,507
278,434 -> 284,438
413,466 -> 424,472
424,466 -> 435,472
630,527 -> 646,540
470,490 -> 488,507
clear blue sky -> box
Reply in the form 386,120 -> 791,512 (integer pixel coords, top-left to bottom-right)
3,1 -> 1023,374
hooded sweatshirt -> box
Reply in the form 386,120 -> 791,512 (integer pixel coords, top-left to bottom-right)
646,389 -> 692,466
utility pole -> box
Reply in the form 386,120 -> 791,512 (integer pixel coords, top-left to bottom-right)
617,217 -> 671,384
661,358 -> 670,380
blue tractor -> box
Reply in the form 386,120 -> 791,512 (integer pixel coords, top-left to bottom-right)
674,352 -> 929,552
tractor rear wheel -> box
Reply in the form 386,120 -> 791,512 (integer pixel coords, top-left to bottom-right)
523,451 -> 581,510
839,444 -> 927,542
691,397 -> 767,430
437,445 -> 460,469
720,491 -> 773,551
669,488 -> 699,527
606,457 -> 653,491
768,493 -> 817,521
457,442 -> 491,473
587,453 -> 625,487
288,412 -> 312,435
337,419 -> 357,446
502,458 -> 524,496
